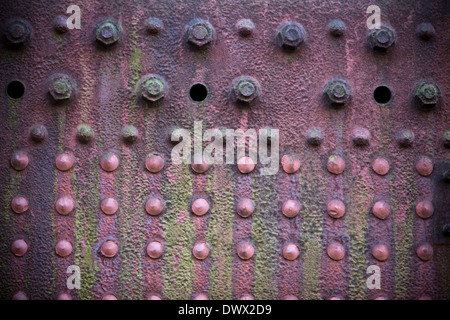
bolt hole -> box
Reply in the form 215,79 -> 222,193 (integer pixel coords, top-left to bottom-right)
189,83 -> 208,102
373,86 -> 391,104
6,80 -> 25,99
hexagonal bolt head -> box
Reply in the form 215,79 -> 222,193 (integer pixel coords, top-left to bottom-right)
277,22 -> 305,49
96,21 -> 120,45
325,79 -> 351,105
232,76 -> 261,103
5,19 -> 31,45
415,81 -> 440,106
369,25 -> 395,51
187,19 -> 214,47
140,74 -> 167,102
49,75 -> 73,101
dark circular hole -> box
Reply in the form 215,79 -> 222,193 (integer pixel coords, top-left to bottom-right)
373,86 -> 391,104
6,80 -> 25,99
189,83 -> 208,102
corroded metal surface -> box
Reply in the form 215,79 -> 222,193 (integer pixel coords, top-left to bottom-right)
0,0 -> 449,300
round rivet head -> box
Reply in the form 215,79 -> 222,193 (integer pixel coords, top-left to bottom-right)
121,125 -> 139,143
76,124 -> 94,143
54,16 -> 69,33
236,19 -> 254,37
102,294 -> 117,300
240,294 -> 254,300
187,19 -> 214,47
96,20 -> 120,45
12,291 -> 28,300
327,155 -> 345,175
327,242 -> 345,261
372,158 -> 390,176
282,199 -> 300,218
329,296 -> 343,300
443,131 -> 450,148
416,23 -> 435,40
191,160 -> 211,173
57,293 -> 72,300
281,154 -> 300,173
237,242 -> 254,260
193,294 -> 208,300
49,74 -> 72,101
372,244 -> 389,261
30,125 -> 47,143
416,156 -> 433,176
147,295 -> 162,300
443,224 -> 450,236
101,240 -> 118,258
372,200 -> 391,220
284,295 -> 299,300
101,198 -> 119,216
328,19 -> 346,36
11,239 -> 28,257
325,79 -> 351,105
283,243 -> 300,261
55,240 -> 73,257
232,76 -> 261,103
237,156 -> 256,173
278,22 -> 305,49
145,197 -> 164,216
100,152 -> 119,172
352,127 -> 371,146
236,198 -> 254,218
191,198 -> 210,216
141,74 -> 167,102
192,242 -> 210,260
146,17 -> 163,34
11,196 -> 29,214
306,128 -> 324,146
5,19 -> 31,45
397,129 -> 415,147
147,241 -> 163,259
415,81 -> 440,107
145,154 -> 164,173
55,153 -> 75,171
369,25 -> 395,51
10,151 -> 29,171
416,200 -> 434,219
374,295 -> 387,300
327,199 -> 345,219
416,243 -> 433,261
55,196 -> 75,215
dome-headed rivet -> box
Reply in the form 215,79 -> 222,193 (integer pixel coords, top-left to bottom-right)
191,160 -> 211,174
372,158 -> 390,176
96,20 -> 120,45
416,243 -> 433,261
236,198 -> 254,218
30,125 -> 48,143
283,243 -> 300,261
372,244 -> 389,261
11,196 -> 29,214
416,23 -> 435,40
237,242 -> 254,260
193,294 -> 209,300
327,199 -> 345,219
237,156 -> 256,173
239,294 -> 255,300
284,295 -> 299,300
76,124 -> 94,143
55,152 -> 75,171
192,242 -> 210,260
147,241 -> 163,259
415,200 -> 434,219
12,291 -> 28,300
372,200 -> 391,220
145,154 -> 164,173
54,16 -> 69,34
415,156 -> 433,176
277,22 -> 305,49
57,293 -> 72,300
191,198 -> 210,216
327,155 -> 345,175
397,129 -> 415,147
11,239 -> 28,257
100,151 -> 120,172
187,19 -> 214,47
147,295 -> 162,300
102,294 -> 118,300
10,151 -> 29,171
55,196 -> 75,216
232,76 -> 261,103
442,131 -> 450,148
281,154 -> 300,174
146,17 -> 163,34
352,127 -> 371,146
55,239 -> 73,257
327,242 -> 345,261
306,128 -> 324,146
282,199 -> 300,218
145,197 -> 164,216
101,240 -> 119,258
328,19 -> 346,37
101,198 -> 119,216
121,125 -> 139,143
236,19 -> 254,37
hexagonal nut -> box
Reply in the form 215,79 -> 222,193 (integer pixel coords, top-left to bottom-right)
415,81 -> 440,106
49,75 -> 73,101
232,76 -> 261,103
369,25 -> 395,51
5,19 -> 31,45
187,19 -> 214,47
325,79 -> 351,105
140,74 -> 167,102
96,20 -> 120,45
277,22 -> 305,49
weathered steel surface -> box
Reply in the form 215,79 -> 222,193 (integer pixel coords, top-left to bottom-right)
0,0 -> 449,300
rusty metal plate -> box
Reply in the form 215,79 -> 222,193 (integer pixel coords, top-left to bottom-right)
0,0 -> 449,300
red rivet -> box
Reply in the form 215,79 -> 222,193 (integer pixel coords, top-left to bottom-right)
145,197 -> 164,216
147,241 -> 163,259
239,294 -> 254,300
327,242 -> 345,261
191,198 -> 210,216
281,154 -> 300,173
11,239 -> 28,257
283,295 -> 298,300
282,199 -> 300,218
329,296 -> 343,300
145,154 -> 164,173
57,293 -> 72,300
327,199 -> 345,219
102,294 -> 118,300
193,294 -> 208,300
55,239 -> 73,258
418,295 -> 432,300
237,242 -> 254,260
237,156 -> 255,173
101,240 -> 119,258
372,244 -> 389,261
191,161 -> 211,173
147,295 -> 162,300
55,196 -> 75,216
100,152 -> 119,172
101,198 -> 119,216
372,200 -> 391,220
11,196 -> 29,214
12,291 -> 28,300
416,156 -> 433,176
55,153 -> 74,171
236,198 -> 254,218
327,155 -> 345,175
415,200 -> 434,219
372,158 -> 390,176
283,243 -> 299,260
192,242 -> 210,260
416,243 -> 433,261
374,295 -> 387,300
10,151 -> 29,171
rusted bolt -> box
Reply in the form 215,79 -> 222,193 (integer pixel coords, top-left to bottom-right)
328,19 -> 346,37
55,240 -> 73,257
49,75 -> 72,101
372,200 -> 391,220
283,243 -> 299,261
237,156 -> 256,173
55,196 -> 75,216
76,124 -> 94,143
282,199 -> 300,218
12,291 -> 28,300
11,196 -> 29,214
102,294 -> 118,300
101,198 -> 119,216
147,241 -> 163,259
101,240 -> 119,258
10,150 -> 29,171
193,294 -> 209,300
277,22 -> 305,49
11,239 -> 28,257
239,294 -> 255,300
236,19 -> 254,37
236,198 -> 254,218
415,200 -> 434,219
416,243 -> 433,261
397,129 -> 415,147
416,23 -> 435,40
443,131 -> 450,148
96,20 -> 120,45
191,198 -> 210,216
55,152 -> 75,171
145,197 -> 164,216
372,158 -> 390,176
415,156 -> 433,176
187,19 -> 214,47
30,124 -> 47,143
372,244 -> 389,261
327,242 -> 345,261
281,154 -> 300,174
100,151 -> 120,172
54,16 -> 69,34
325,79 -> 351,105
191,160 -> 211,173
327,199 -> 345,219
121,125 -> 139,143
237,242 -> 254,260
369,25 -> 396,51
146,17 -> 163,34
352,127 -> 371,146
141,74 -> 167,102
443,224 -> 450,236
145,153 -> 164,173
327,155 -> 345,175
57,293 -> 72,300
232,76 -> 261,103
192,242 -> 210,260
415,81 -> 440,107
5,19 -> 31,45
306,128 -> 324,146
